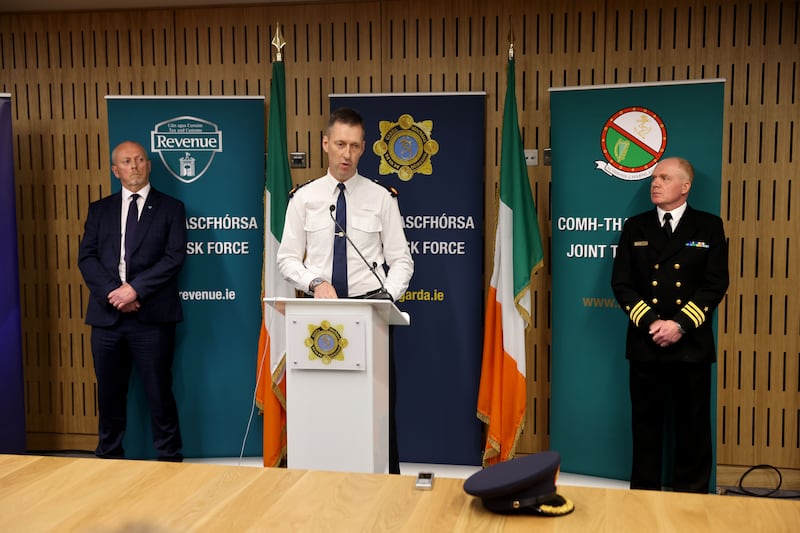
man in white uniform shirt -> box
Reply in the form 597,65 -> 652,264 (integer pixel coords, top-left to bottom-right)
277,107 -> 414,473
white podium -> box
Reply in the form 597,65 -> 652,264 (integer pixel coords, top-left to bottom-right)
265,297 -> 410,473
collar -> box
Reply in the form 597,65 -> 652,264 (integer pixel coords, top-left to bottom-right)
323,172 -> 362,193
122,183 -> 151,202
656,201 -> 688,226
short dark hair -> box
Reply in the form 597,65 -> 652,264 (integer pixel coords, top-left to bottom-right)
327,107 -> 364,134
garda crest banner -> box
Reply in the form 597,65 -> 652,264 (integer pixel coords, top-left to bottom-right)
331,93 -> 485,466
0,94 -> 26,454
106,96 -> 265,458
549,80 -> 725,481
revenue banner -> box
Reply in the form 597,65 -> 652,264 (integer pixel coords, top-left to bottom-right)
106,96 -> 265,458
331,93 -> 485,465
549,80 -> 725,481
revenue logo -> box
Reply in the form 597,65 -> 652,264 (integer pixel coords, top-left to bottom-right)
150,116 -> 223,183
596,107 -> 666,181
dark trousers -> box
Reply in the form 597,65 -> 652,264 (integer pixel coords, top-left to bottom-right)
628,360 -> 712,493
91,315 -> 183,461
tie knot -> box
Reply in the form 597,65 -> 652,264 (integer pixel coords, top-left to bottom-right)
663,212 -> 672,225
130,193 -> 140,202
338,182 -> 346,193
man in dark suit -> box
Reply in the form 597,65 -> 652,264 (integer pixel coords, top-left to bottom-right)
611,156 -> 729,493
78,140 -> 187,461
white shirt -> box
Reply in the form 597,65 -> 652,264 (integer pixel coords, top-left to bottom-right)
656,201 -> 687,233
277,172 -> 414,299
119,184 -> 150,282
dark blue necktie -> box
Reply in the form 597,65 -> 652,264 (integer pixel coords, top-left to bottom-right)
125,193 -> 140,262
331,183 -> 348,297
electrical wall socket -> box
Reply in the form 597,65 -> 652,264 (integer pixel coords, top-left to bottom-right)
289,152 -> 307,168
523,149 -> 538,166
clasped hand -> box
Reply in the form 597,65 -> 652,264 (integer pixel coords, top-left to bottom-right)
649,319 -> 683,348
108,283 -> 140,312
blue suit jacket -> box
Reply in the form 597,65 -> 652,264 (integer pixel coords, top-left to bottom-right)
78,187 -> 187,327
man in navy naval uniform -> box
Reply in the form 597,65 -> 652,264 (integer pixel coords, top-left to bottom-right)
611,156 -> 729,493
79,140 -> 187,461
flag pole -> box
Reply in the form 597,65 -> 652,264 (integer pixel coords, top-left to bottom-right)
255,22 -> 293,468
272,22 -> 285,62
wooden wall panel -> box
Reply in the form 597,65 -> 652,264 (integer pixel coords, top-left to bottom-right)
173,3 -> 382,185
1,0 -> 798,480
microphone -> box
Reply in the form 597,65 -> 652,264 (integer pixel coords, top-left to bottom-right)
329,204 -> 392,300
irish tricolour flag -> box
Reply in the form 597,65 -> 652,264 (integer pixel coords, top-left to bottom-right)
477,51 -> 544,466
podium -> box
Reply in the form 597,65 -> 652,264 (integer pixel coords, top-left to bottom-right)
265,297 -> 410,473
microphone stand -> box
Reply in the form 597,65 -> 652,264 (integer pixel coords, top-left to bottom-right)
329,204 -> 392,300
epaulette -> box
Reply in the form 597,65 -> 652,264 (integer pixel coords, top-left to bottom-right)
288,177 -> 319,198
372,179 -> 398,197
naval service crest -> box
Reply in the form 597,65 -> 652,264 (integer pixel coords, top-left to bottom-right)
596,106 -> 667,181
304,320 -> 349,365
372,113 -> 439,181
150,116 -> 223,183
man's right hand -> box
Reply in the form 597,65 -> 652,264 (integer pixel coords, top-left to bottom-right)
313,280 -> 339,299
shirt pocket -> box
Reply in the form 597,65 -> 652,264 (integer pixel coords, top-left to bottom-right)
304,210 -> 333,248
350,214 -> 382,237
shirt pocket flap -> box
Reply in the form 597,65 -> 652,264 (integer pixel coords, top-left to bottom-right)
351,214 -> 382,234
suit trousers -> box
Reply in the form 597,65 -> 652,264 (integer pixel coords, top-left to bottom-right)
628,359 -> 712,493
91,313 -> 183,461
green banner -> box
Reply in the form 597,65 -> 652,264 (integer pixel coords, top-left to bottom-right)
106,96 -> 265,458
550,81 -> 724,480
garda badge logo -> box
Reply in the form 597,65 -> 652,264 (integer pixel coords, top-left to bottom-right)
150,116 -> 223,183
373,113 -> 439,181
304,321 -> 348,365
596,107 -> 667,181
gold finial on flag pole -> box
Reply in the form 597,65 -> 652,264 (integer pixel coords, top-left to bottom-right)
507,17 -> 515,60
272,23 -> 286,62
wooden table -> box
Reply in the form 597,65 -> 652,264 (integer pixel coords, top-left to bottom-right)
1,454 -> 797,532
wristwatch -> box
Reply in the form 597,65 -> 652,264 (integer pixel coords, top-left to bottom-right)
308,277 -> 326,292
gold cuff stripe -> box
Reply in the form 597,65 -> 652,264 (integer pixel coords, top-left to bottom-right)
630,301 -> 650,327
681,301 -> 705,327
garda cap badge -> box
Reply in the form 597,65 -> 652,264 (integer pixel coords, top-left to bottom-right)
305,321 -> 348,365
373,113 -> 439,181
151,115 -> 223,183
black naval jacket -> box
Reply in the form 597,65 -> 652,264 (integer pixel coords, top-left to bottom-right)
611,205 -> 729,363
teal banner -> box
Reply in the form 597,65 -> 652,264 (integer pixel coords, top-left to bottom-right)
549,81 -> 724,480
106,96 -> 265,458
0,94 -> 26,453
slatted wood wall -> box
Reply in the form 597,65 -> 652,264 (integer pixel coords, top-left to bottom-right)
1,0 -> 797,483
